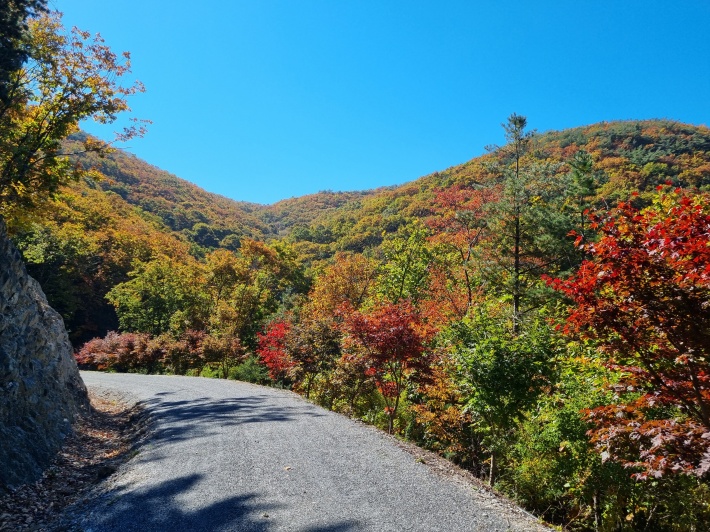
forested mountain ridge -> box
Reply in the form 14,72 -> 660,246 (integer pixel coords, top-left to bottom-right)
64,133 -> 270,248
61,119 -> 710,258
286,119 -> 710,259
64,133 -> 381,247
9,119 -> 710,343
8,116 -> 710,529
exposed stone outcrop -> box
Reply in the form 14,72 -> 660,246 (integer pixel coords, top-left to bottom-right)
0,217 -> 89,491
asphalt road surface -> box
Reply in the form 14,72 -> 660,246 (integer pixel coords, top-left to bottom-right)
74,372 -> 546,532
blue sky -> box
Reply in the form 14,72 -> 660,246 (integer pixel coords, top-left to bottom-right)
54,1 -> 710,205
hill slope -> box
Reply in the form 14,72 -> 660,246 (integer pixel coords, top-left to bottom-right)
285,119 -> 710,259
66,119 -> 710,257
65,133 -> 379,248
9,119 -> 710,342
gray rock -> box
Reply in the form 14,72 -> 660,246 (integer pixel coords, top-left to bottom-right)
0,216 -> 89,491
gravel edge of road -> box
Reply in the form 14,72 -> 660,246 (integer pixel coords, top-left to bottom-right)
384,429 -> 548,528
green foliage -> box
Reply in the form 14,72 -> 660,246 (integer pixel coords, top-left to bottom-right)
106,257 -> 207,336
503,352 -> 710,530
228,355 -> 270,384
452,305 -> 558,440
10,181 -> 193,343
34,115 -> 710,530
199,365 -> 221,378
375,220 -> 432,305
482,115 -> 575,326
0,12 -> 145,215
16,221 -> 94,326
497,348 -> 622,528
0,0 -> 47,103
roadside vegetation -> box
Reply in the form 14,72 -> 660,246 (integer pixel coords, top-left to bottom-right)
2,5 -> 710,530
67,117 -> 710,530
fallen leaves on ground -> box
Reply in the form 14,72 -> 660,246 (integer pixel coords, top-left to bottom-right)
0,391 -> 145,531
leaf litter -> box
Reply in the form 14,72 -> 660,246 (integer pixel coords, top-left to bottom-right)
0,391 -> 148,531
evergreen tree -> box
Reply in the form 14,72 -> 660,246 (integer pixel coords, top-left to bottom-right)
0,0 -> 46,104
482,114 -> 572,330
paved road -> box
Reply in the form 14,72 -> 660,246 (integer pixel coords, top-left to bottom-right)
75,372 -> 545,532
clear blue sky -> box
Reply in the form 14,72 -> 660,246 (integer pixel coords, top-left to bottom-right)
53,1 -> 710,205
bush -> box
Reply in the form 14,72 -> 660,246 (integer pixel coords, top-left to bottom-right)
75,330 -> 207,375
75,331 -> 161,373
228,356 -> 270,384
199,365 -> 221,379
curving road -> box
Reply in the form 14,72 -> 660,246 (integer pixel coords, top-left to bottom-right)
74,372 -> 546,532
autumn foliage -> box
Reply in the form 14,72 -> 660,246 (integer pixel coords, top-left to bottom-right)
0,12 -> 147,214
256,320 -> 296,382
16,110 -> 710,529
343,301 -> 433,432
550,187 -> 710,479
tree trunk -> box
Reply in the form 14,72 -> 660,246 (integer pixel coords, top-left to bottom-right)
593,490 -> 601,532
513,207 -> 521,334
489,451 -> 496,487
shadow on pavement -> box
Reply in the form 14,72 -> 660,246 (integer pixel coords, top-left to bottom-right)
79,473 -> 275,531
139,394 -> 325,443
79,473 -> 362,532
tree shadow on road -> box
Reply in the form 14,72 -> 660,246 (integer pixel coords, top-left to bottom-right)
75,473 -> 273,531
74,473 -> 362,532
138,394 -> 325,444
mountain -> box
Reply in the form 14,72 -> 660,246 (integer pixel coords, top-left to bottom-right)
64,133 -> 380,249
285,119 -> 710,258
8,119 -> 710,343
64,133 -> 270,249
65,119 -> 710,257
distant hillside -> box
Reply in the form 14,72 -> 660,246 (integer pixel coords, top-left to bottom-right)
65,133 -> 385,249
64,133 -> 271,250
63,120 -> 710,263
258,189 -> 378,236
285,119 -> 710,260
11,119 -> 710,341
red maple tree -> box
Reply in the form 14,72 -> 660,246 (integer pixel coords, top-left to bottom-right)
343,301 -> 434,433
256,320 -> 295,382
549,187 -> 710,478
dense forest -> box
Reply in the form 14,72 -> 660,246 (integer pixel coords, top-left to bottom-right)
9,115 -> 710,530
2,9 -> 710,532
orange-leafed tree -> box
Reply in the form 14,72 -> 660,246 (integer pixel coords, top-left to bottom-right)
0,12 -> 147,215
308,252 -> 379,319
411,358 -> 479,469
426,184 -> 498,322
549,187 -> 710,479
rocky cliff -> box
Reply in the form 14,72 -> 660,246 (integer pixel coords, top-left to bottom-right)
0,217 -> 89,491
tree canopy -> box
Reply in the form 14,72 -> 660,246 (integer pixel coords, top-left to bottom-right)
0,12 -> 145,216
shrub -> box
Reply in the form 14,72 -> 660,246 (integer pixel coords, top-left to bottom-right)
228,356 -> 270,384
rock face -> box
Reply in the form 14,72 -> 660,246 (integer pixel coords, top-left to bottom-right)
0,217 -> 89,491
